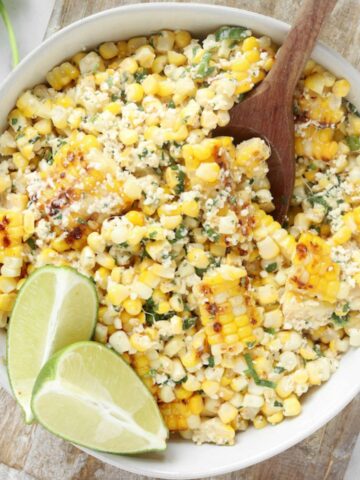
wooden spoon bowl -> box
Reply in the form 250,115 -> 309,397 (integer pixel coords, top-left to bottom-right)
215,0 -> 337,223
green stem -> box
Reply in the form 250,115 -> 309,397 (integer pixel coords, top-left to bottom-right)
0,0 -> 19,68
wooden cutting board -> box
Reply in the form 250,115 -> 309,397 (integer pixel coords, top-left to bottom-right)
1,1 -> 360,479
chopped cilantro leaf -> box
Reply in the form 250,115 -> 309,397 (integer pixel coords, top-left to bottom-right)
346,135 -> 360,152
215,26 -> 249,42
26,237 -> 36,250
274,400 -> 283,407
244,353 -> 276,388
308,195 -> 330,213
208,355 -> 215,368
345,100 -> 360,117
196,51 -> 215,78
183,317 -> 197,330
274,366 -> 285,374
264,327 -> 275,334
134,69 -> 149,83
265,262 -> 278,273
203,226 -> 220,242
10,118 -> 18,125
331,311 -> 349,326
167,100 -> 176,109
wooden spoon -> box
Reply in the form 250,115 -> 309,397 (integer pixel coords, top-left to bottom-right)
215,0 -> 338,223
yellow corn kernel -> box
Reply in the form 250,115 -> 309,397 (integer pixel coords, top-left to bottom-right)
160,215 -> 182,230
187,248 -> 209,269
157,79 -> 174,97
332,79 -> 350,97
0,293 -> 16,312
34,118 -> 52,135
231,57 -> 250,72
168,50 -> 186,66
175,30 -> 192,49
304,73 -> 326,94
0,276 -> 17,293
218,402 -> 238,424
181,350 -> 200,369
126,83 -> 144,103
51,237 -> 70,253
195,162 -> 220,182
12,152 -> 29,171
202,380 -> 220,397
188,394 -> 204,415
181,200 -> 199,218
175,386 -> 193,400
253,415 -> 267,429
87,232 -> 105,253
244,49 -> 260,63
151,55 -> 168,74
99,42 -> 118,59
130,332 -> 152,352
142,74 -> 159,95
283,394 -> 302,417
107,284 -> 129,306
104,102 -> 121,115
123,298 -> 143,316
126,210 -> 145,226
331,225 -> 352,246
119,128 -> 138,146
267,412 -> 284,425
242,36 -> 258,51
120,57 -> 138,74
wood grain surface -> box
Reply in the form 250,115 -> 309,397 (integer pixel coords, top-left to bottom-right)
1,1 -> 360,479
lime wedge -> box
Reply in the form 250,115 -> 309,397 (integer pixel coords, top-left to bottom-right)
7,266 -> 98,423
31,341 -> 168,453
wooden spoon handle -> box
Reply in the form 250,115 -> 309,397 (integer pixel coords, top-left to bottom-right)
265,0 -> 337,100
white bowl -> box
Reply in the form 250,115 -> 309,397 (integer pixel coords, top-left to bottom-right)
0,3 -> 359,478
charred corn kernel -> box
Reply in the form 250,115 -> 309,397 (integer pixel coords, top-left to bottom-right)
107,284 -> 129,306
119,128 -> 138,146
160,401 -> 188,431
195,162 -> 220,182
99,42 -> 118,59
332,79 -> 350,97
283,394 -> 302,417
123,298 -> 142,315
267,412 -> 284,425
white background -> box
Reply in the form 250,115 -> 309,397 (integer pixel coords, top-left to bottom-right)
0,0 -> 359,478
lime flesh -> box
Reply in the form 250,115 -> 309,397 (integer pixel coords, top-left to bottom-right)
31,341 -> 168,453
7,266 -> 98,422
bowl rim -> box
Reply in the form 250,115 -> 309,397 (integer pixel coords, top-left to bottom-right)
0,2 -> 359,478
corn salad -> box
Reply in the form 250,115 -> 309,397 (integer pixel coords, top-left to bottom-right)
0,26 -> 360,445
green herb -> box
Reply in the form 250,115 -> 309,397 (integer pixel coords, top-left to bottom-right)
170,224 -> 188,244
26,237 -> 36,250
0,0 -> 19,67
134,69 -> 149,83
174,375 -> 188,385
183,317 -> 197,330
29,135 -> 40,144
346,135 -> 360,152
119,241 -> 129,248
237,93 -> 245,102
214,26 -> 249,42
331,311 -> 349,326
244,354 -> 276,388
44,150 -> 54,165
274,366 -> 285,374
139,148 -> 149,159
111,94 -> 120,101
106,76 -> 114,87
208,355 -> 215,368
309,163 -> 317,171
167,100 -> 176,109
345,100 -> 360,117
196,51 -> 215,78
313,344 -> 324,357
195,267 -> 207,277
149,231 -> 157,240
144,297 -> 175,325
274,400 -> 283,407
77,217 -> 87,225
10,118 -> 18,126
147,368 -> 157,378
203,226 -> 220,242
265,262 -> 278,273
308,195 -> 330,213
264,327 -> 275,334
